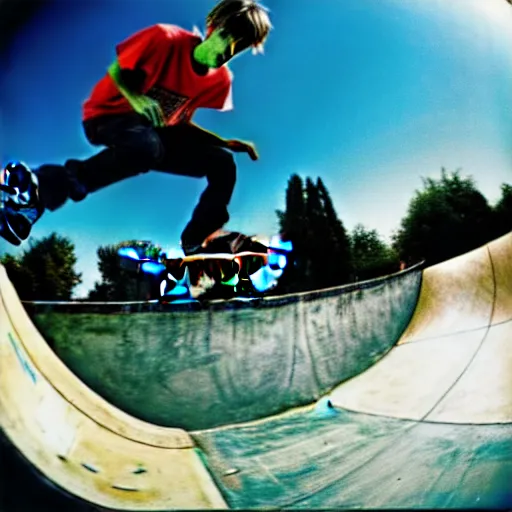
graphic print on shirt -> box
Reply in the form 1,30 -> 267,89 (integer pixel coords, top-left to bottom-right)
146,86 -> 192,124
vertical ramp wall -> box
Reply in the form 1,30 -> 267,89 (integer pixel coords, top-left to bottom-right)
29,267 -> 422,430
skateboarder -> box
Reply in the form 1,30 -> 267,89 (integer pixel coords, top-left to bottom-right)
0,0 -> 271,254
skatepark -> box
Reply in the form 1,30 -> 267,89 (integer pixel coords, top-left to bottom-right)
0,231 -> 511,510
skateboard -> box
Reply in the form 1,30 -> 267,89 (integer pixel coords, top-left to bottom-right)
117,231 -> 293,303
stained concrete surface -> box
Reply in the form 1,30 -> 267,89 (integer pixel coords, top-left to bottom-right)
0,233 -> 511,509
28,267 -> 421,430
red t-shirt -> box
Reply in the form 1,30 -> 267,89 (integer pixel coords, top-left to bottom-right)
82,24 -> 233,124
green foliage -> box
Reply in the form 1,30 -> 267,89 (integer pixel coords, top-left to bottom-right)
317,178 -> 353,283
275,174 -> 353,293
1,168 -> 502,302
1,233 -> 81,300
493,183 -> 512,238
274,174 -> 307,293
277,174 -> 306,242
88,240 -> 162,300
350,224 -> 400,281
392,169 -> 494,266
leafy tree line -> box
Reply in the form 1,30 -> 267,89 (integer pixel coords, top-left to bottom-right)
87,241 -> 162,301
273,175 -> 401,294
1,169 -> 511,300
274,169 -> 511,293
392,169 -> 506,267
1,234 -> 81,300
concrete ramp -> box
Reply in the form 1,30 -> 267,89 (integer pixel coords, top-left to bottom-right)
330,232 -> 512,423
26,264 -> 422,431
0,265 -> 226,510
1,232 -> 511,509
192,232 -> 512,509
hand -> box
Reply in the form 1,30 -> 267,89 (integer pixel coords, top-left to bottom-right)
226,139 -> 259,161
130,95 -> 166,127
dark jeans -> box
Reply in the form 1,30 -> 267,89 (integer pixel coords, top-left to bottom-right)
34,112 -> 237,245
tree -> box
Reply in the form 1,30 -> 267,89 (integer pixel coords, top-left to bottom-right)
304,177 -> 326,287
275,174 -> 353,292
276,174 -> 306,242
392,169 -> 494,266
493,183 -> 512,238
275,174 -> 308,293
350,224 -> 400,281
1,253 -> 33,298
1,233 -> 81,300
316,177 -> 353,284
88,240 -> 162,300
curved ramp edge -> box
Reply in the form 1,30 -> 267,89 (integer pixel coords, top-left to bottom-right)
330,232 -> 512,424
27,266 -> 423,431
0,266 -> 227,510
191,233 -> 512,509
488,231 -> 512,324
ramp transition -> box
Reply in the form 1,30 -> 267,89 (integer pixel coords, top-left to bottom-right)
1,232 -> 511,509
26,263 -> 422,431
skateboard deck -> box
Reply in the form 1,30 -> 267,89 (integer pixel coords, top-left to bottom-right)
117,231 -> 293,303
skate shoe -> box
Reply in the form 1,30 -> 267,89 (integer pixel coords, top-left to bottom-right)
0,161 -> 44,245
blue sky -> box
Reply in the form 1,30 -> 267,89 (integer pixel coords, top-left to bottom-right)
1,0 -> 512,297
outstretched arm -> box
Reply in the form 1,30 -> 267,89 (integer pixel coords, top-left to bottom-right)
108,60 -> 166,127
